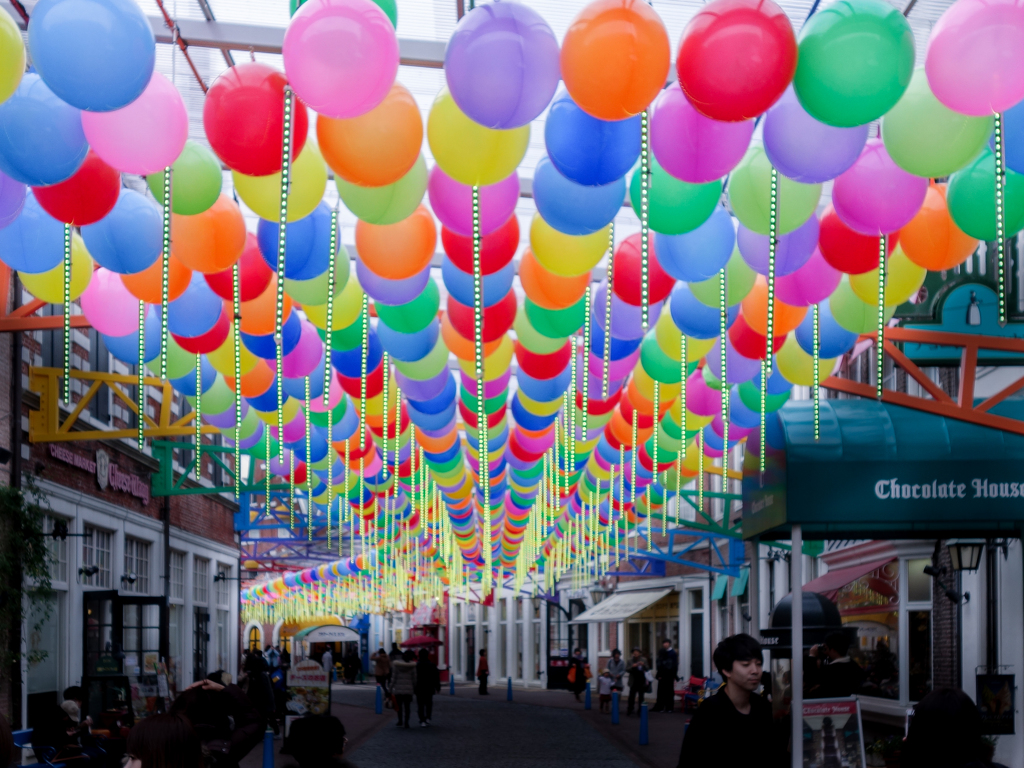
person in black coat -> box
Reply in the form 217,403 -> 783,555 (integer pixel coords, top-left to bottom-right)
415,649 -> 441,726
678,634 -> 785,768
808,631 -> 864,699
171,678 -> 265,768
652,639 -> 679,712
568,648 -> 588,702
625,648 -> 648,716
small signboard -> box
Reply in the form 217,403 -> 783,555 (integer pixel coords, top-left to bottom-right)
287,658 -> 330,716
977,674 -> 1016,735
802,697 -> 866,768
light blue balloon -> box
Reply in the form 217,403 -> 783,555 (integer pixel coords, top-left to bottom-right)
29,0 -> 155,112
544,90 -> 640,187
533,156 -> 625,235
170,356 -> 216,397
728,386 -> 762,429
655,206 -> 736,282
103,305 -> 162,364
0,74 -> 87,186
81,189 -> 162,275
376,318 -> 440,362
668,283 -> 738,340
795,302 -> 857,358
167,273 -> 222,338
441,255 -> 514,308
0,191 -> 65,273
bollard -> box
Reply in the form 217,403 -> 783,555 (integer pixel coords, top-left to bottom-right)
584,682 -> 591,710
375,684 -> 383,714
611,690 -> 620,724
639,703 -> 649,746
262,728 -> 274,768
450,674 -> 456,696
507,676 -> 513,701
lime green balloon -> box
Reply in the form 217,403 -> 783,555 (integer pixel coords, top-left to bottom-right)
233,142 -> 327,222
163,335 -> 196,379
394,336 -> 449,380
702,366 -> 722,390
690,248 -> 756,308
147,140 -> 223,216
186,374 -> 235,416
629,156 -> 721,235
0,8 -> 25,104
285,245 -> 350,306
882,69 -> 992,178
337,154 -> 427,225
513,306 -> 565,354
640,332 -> 680,384
794,0 -> 914,128
947,149 -> 1024,241
374,279 -> 439,334
739,380 -> 789,413
524,295 -> 586,339
829,276 -> 896,334
728,145 -> 821,235
307,397 -> 347,428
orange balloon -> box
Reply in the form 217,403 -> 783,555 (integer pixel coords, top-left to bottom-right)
561,0 -> 671,121
172,194 -> 247,274
225,361 -> 274,398
416,427 -> 458,454
317,83 -> 423,187
741,276 -> 807,336
121,252 -> 191,303
356,205 -> 437,280
240,276 -> 293,335
441,312 -> 502,361
518,248 -> 589,310
899,183 -> 978,271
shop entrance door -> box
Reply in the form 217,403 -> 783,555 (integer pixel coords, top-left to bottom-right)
193,608 -> 210,682
465,625 -> 475,681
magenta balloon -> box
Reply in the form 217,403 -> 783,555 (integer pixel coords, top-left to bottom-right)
427,165 -> 519,236
711,412 -> 755,442
926,0 -> 1024,116
737,214 -> 819,276
277,320 -> 323,378
762,86 -> 869,184
832,139 -> 928,236
309,374 -> 343,414
80,268 -> 141,336
686,369 -> 719,416
587,345 -> 639,381
775,248 -> 842,307
356,259 -> 430,305
515,426 -> 555,453
593,281 -> 664,340
705,336 -> 760,384
651,85 -> 754,184
460,367 -> 510,398
271,411 -> 307,446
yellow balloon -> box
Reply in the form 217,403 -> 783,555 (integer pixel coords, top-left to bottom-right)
232,141 -> 328,222
284,245 -> 350,306
0,8 -> 24,104
305,272 -> 364,330
849,244 -> 927,307
530,214 -> 609,277
254,396 -> 301,425
775,334 -> 837,386
19,233 -> 92,303
457,334 -> 513,380
633,363 -> 680,401
207,325 -> 259,376
426,88 -> 529,186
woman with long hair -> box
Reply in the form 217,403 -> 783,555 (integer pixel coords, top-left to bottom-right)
123,714 -> 202,768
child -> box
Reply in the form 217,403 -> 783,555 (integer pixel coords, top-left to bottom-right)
598,669 -> 614,713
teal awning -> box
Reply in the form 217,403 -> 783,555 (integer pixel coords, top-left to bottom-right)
730,567 -> 749,598
711,574 -> 728,601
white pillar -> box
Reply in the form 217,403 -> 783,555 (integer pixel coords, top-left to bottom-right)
791,525 -> 803,768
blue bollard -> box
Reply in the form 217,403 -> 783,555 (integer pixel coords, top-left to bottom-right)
639,703 -> 649,745
450,674 -> 456,695
507,676 -> 513,701
584,682 -> 591,710
262,728 -> 274,768
611,691 -> 620,724
375,684 -> 383,714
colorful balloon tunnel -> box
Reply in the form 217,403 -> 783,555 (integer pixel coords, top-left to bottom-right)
654,205 -> 735,283
172,194 -> 247,274
947,149 -> 1024,242
0,192 -> 65,273
146,140 -> 223,216
285,247 -> 351,307
0,6 -> 25,104
898,184 -> 977,272
544,90 -> 640,187
257,201 -> 334,280
611,233 -> 675,306
19,232 -> 92,303
533,156 -> 624,236
205,234 -> 274,302
81,188 -> 163,275
233,141 -> 327,223
32,150 -> 119,226
80,267 -> 141,336
629,156 -> 721,236
728,144 -> 821,235
831,139 -> 928,237
29,0 -> 155,112
428,165 -> 519,237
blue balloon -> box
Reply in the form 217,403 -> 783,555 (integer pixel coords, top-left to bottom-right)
516,366 -> 570,401
81,189 -> 162,274
332,330 -> 382,378
997,98 -> 1024,176
0,191 -> 65,273
466,424 -> 508,453
246,375 -> 283,412
29,0 -> 154,112
751,365 -> 793,395
171,356 -> 216,397
167,273 -> 222,338
242,310 -> 302,360
795,303 -> 857,359
257,202 -> 331,280
669,283 -> 738,339
376,318 -> 439,362
590,317 -> 641,360
0,74 -> 88,186
544,90 -> 640,187
728,386 -> 762,429
407,372 -> 456,415
655,206 -> 736,282
406,399 -> 457,431
510,393 -> 556,431
441,256 -> 514,308
532,156 -> 625,235
293,425 -> 329,464
103,305 -> 161,364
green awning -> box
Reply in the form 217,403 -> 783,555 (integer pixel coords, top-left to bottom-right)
711,574 -> 728,601
730,567 -> 750,598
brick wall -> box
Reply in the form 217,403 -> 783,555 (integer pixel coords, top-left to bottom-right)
932,542 -> 960,689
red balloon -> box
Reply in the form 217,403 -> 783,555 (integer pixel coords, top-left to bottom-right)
203,63 -> 309,176
728,312 -> 785,360
458,398 -> 506,430
33,150 -> 120,225
575,386 -> 621,416
514,340 -> 572,380
819,206 -> 898,275
338,359 -> 383,399
287,462 -> 308,485
205,233 -> 274,302
612,233 -> 674,305
441,214 -> 519,275
508,430 -> 545,464
677,0 -> 797,122
446,290 -> 517,343
172,306 -> 231,353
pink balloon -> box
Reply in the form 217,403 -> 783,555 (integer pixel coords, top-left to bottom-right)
80,268 -> 141,336
832,139 -> 928,236
271,411 -> 307,447
686,369 -> 720,417
283,0 -> 399,119
650,85 -> 754,184
775,248 -> 841,307
427,165 -> 520,236
275,320 -> 324,378
81,72 -> 187,176
310,370 -> 343,413
926,0 -> 1024,116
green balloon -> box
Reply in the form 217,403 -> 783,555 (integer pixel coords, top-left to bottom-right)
307,397 -> 347,428
513,306 -> 565,354
460,385 -> 507,416
318,310 -> 365,351
829,276 -> 896,334
236,406 -> 261,440
947,149 -> 1024,241
690,248 -> 756,308
794,0 -> 914,128
640,332 -> 680,384
882,68 -> 993,178
738,380 -> 789,413
393,336 -> 448,380
246,431 -> 280,461
285,245 -> 351,306
337,155 -> 427,225
147,140 -> 222,216
374,278 -> 439,334
186,374 -> 235,416
163,335 -> 196,379
702,365 -> 722,390
629,156 -> 721,235
728,145 -> 821,235
524,295 -> 586,339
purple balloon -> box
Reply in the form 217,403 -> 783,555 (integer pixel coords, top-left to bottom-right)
444,1 -> 559,130
395,366 -> 450,401
593,281 -> 664,340
832,139 -> 929,236
226,420 -> 265,451
737,215 -> 820,277
356,259 -> 430,305
651,85 -> 754,184
775,248 -> 842,307
705,336 -> 760,384
204,399 -> 249,429
428,165 -> 519,237
763,86 -> 869,184
0,170 -> 26,229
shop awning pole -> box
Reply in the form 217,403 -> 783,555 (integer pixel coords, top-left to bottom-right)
791,524 -> 803,768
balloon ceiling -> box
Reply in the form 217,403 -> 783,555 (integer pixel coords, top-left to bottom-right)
1,0 -> 1023,621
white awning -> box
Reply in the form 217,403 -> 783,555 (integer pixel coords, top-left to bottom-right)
568,589 -> 672,624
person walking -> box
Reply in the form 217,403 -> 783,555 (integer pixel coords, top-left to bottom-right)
476,648 -> 489,695
372,648 -> 392,695
626,648 -> 648,716
390,650 -> 417,728
653,639 -> 679,712
607,648 -> 626,693
321,646 -> 334,683
415,648 -> 441,727
568,648 -> 588,702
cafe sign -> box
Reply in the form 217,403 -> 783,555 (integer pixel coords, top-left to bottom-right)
49,445 -> 150,505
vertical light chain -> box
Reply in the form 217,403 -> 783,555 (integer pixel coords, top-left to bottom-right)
265,428 -> 272,516
63,223 -> 71,404
582,285 -> 591,443
569,336 -> 577,490
603,223 -> 614,399
382,351 -> 390,544
359,292 -> 369,446
759,358 -> 766,476
719,267 -> 728,488
766,167 -> 778,376
876,234 -> 887,401
697,430 -> 704,515
160,166 -> 171,380
995,112 -> 1007,324
305,375 -> 312,526
275,86 -> 294,446
345,437 -> 351,558
471,184 -> 490,592
653,380 -> 660,540
812,303 -> 820,441
617,443 -> 624,560
677,332 -> 686,523
289,448 -> 295,527
194,353 -> 202,479
137,300 -> 145,448
327,396 -> 333,552
639,109 -> 651,333
233,262 -> 243,501
324,209 -> 338,406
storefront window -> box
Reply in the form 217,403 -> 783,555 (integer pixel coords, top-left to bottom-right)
837,560 -> 899,700
909,610 -> 932,701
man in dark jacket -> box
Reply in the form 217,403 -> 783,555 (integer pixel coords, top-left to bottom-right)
626,648 -> 648,716
172,678 -> 265,768
809,631 -> 864,699
678,633 -> 785,768
652,639 -> 679,712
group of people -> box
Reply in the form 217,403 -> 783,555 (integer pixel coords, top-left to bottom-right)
371,643 -> 441,728
586,640 -> 680,716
